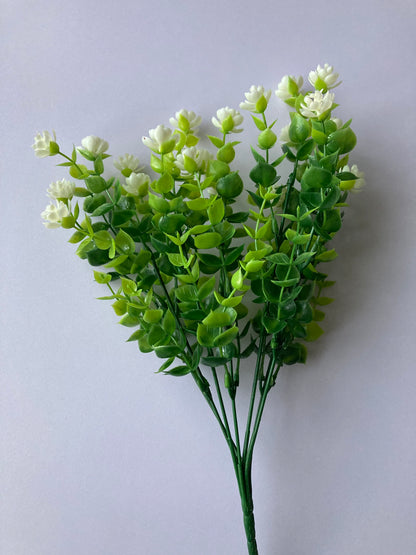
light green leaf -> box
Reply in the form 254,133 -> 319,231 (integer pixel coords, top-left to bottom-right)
194,232 -> 223,249
213,326 -> 239,347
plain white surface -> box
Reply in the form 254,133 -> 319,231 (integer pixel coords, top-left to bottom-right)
1,0 -> 416,553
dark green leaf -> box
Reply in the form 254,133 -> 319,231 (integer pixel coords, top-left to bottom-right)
165,365 -> 191,377
155,345 -> 182,358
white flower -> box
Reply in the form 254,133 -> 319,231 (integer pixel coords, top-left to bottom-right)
239,85 -> 271,113
142,125 -> 178,154
41,200 -> 70,229
341,164 -> 365,192
212,107 -> 243,134
47,179 -> 76,200
124,172 -> 150,196
32,130 -> 57,158
114,154 -> 142,174
275,75 -> 303,101
300,90 -> 335,118
176,147 -> 213,173
80,135 -> 109,155
279,124 -> 291,144
169,109 -> 202,133
308,63 -> 340,90
331,117 -> 343,129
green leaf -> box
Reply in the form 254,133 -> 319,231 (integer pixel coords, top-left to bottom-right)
181,309 -> 206,320
231,268 -> 244,290
149,193 -> 170,213
285,228 -> 311,245
194,232 -> 223,249
313,309 -> 325,321
295,301 -> 314,324
198,276 -> 216,300
326,127 -> 357,155
155,357 -> 175,372
224,245 -> 245,266
143,309 -> 163,324
165,365 -> 191,377
175,285 -> 199,302
208,198 -> 225,225
294,252 -> 315,266
93,270 -> 112,284
119,313 -> 140,327
320,186 -> 340,211
251,115 -> 266,131
155,173 -> 174,193
213,326 -> 239,347
201,356 -> 231,367
197,253 -> 222,268
69,164 -> 89,179
313,296 -> 334,306
197,323 -> 218,347
249,162 -> 277,187
155,345 -> 182,358
115,229 -> 135,255
186,198 -> 211,211
94,155 -> 104,175
296,138 -> 315,160
278,213 -> 298,222
289,113 -> 310,143
158,214 -> 186,235
126,329 -> 145,342
121,277 -> 137,295
83,194 -> 107,214
94,230 -> 113,250
202,308 -> 236,328
301,167 -> 332,191
227,211 -> 249,224
216,172 -> 244,199
267,253 -> 290,265
74,187 -> 91,197
214,292 -> 244,307
272,265 -> 300,287
281,343 -> 307,364
85,175 -> 109,194
91,202 -> 114,217
75,237 -> 93,257
207,135 -> 224,148
166,253 -> 184,266
162,311 -> 176,335
305,322 -> 324,341
104,254 -> 129,268
111,209 -> 135,226
316,249 -> 338,262
68,230 -> 86,244
250,146 -> 266,163
112,299 -> 127,316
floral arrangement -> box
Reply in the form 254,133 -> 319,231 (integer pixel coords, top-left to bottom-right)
34,63 -> 363,554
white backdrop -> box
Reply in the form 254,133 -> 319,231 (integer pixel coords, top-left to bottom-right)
1,0 -> 416,554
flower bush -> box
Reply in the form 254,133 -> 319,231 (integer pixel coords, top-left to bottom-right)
35,63 -> 364,555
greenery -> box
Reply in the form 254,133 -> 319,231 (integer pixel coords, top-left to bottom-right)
34,64 -> 362,554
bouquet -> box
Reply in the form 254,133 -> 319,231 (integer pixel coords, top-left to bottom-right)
34,63 -> 364,554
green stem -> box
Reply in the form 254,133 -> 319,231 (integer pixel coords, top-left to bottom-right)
242,333 -> 265,460
210,366 -> 236,458
245,354 -> 281,482
58,151 -> 84,174
278,159 -> 298,238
